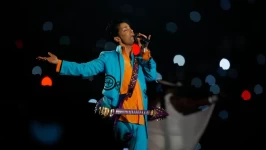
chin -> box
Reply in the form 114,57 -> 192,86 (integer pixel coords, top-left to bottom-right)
126,42 -> 134,46
130,41 -> 135,45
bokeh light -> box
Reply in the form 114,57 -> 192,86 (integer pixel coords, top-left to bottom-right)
220,0 -> 231,11
32,66 -> 42,76
219,110 -> 228,120
30,121 -> 62,145
219,58 -> 230,70
42,21 -> 53,31
88,99 -> 97,103
60,36 -> 70,45
254,84 -> 263,95
205,74 -> 216,85
190,11 -> 201,22
41,76 -> 52,87
210,84 -> 220,94
173,54 -> 185,66
195,143 -> 201,150
166,22 -> 178,33
241,90 -> 251,101
191,77 -> 202,88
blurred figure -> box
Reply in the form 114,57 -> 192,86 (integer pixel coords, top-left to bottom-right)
148,79 -> 217,150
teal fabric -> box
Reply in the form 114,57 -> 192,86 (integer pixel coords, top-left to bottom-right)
115,121 -> 147,150
59,45 -> 157,111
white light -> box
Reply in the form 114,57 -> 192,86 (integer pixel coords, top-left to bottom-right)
173,55 -> 185,66
88,99 -> 97,103
219,58 -> 230,70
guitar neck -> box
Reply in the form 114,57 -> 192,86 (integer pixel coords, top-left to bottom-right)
114,109 -> 151,115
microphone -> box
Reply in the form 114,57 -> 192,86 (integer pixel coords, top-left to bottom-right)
134,33 -> 150,48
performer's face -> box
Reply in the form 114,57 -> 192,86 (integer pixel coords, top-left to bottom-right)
114,22 -> 135,46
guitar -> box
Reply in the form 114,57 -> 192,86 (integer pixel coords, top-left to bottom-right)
94,100 -> 168,121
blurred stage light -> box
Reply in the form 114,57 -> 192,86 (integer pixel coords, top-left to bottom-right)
41,76 -> 52,87
241,90 -> 251,101
30,121 -> 62,145
173,54 -> 185,66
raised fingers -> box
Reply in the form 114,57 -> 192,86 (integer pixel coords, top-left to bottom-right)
47,52 -> 54,56
36,56 -> 46,60
148,35 -> 151,40
138,33 -> 147,39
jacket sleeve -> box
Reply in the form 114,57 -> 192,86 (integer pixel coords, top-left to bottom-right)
56,52 -> 107,77
139,50 -> 157,82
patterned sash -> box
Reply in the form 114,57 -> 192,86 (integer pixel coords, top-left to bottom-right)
115,56 -> 139,121
119,56 -> 139,106
114,56 -> 139,142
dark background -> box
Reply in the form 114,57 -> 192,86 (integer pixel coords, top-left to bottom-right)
7,0 -> 265,149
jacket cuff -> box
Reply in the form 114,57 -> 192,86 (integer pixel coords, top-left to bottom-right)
142,50 -> 151,61
56,59 -> 62,72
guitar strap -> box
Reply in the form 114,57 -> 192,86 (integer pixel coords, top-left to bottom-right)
113,55 -> 139,142
120,56 -> 139,106
114,56 -> 139,124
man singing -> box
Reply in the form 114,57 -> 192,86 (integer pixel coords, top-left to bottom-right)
37,19 -> 157,150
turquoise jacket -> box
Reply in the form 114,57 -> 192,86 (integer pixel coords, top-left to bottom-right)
59,45 -> 157,111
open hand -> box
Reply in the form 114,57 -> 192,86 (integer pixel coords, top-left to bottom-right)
36,52 -> 59,65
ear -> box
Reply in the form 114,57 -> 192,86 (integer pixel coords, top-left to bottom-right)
114,37 -> 120,43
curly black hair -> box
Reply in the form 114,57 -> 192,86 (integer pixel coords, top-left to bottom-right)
105,19 -> 131,38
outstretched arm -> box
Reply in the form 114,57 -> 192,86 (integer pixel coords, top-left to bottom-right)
56,52 -> 107,77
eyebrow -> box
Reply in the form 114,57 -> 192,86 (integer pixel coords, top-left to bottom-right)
121,25 -> 130,29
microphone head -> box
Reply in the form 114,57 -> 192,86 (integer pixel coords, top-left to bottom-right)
134,33 -> 150,45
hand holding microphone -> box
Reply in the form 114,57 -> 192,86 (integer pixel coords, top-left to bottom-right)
135,33 -> 151,50
134,33 -> 151,60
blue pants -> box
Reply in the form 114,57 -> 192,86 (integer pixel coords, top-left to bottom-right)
115,121 -> 147,150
